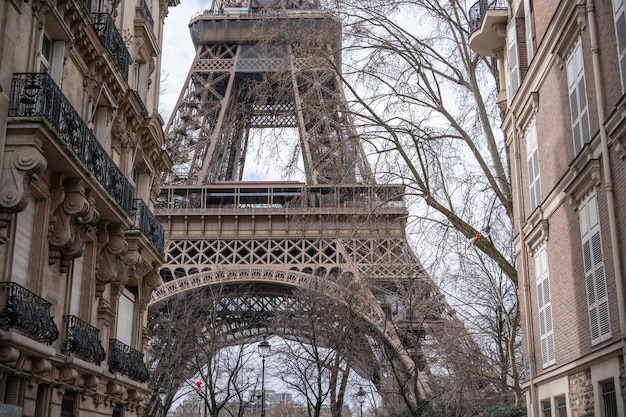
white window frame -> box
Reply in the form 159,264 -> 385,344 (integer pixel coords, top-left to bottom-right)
566,39 -> 591,155
579,191 -> 611,345
38,33 -> 65,86
612,0 -> 626,92
526,119 -> 541,211
535,245 -> 555,368
524,0 -> 534,64
507,17 -> 520,99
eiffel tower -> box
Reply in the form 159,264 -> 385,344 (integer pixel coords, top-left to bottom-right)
152,0 -> 464,396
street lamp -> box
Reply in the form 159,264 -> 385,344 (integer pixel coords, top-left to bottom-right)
258,336 -> 271,417
157,388 -> 166,417
356,386 -> 366,417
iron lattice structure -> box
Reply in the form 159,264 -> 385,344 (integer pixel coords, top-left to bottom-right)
154,0 -> 470,395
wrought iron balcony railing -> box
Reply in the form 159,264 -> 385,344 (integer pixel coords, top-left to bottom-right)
468,0 -> 508,33
140,0 -> 154,28
0,282 -> 60,344
133,90 -> 150,119
132,198 -> 165,255
8,73 -> 135,217
109,338 -> 150,382
63,315 -> 106,364
92,13 -> 130,80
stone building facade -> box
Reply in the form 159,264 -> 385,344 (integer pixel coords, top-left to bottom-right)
470,0 -> 626,416
0,0 -> 174,412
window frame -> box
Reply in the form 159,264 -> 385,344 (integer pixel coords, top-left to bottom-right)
526,119 -> 541,211
566,39 -> 591,155
579,191 -> 611,345
535,245 -> 555,368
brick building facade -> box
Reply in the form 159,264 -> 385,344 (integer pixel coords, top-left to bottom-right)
470,0 -> 626,416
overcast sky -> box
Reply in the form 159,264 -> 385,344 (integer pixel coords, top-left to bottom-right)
160,0 -> 204,125
160,2 -> 294,181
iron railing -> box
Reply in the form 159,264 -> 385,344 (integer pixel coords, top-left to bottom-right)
140,0 -> 154,28
133,90 -> 150,119
8,73 -> 135,217
109,339 -> 150,382
63,315 -> 106,364
92,13 -> 130,80
0,282 -> 60,344
133,198 -> 165,255
468,0 -> 508,33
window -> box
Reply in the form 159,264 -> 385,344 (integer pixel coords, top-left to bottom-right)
507,17 -> 520,98
117,290 -> 135,345
600,379 -> 618,417
69,255 -> 85,316
535,246 -> 555,367
137,61 -> 149,103
526,119 -> 541,211
12,196 -> 36,287
579,192 -> 611,345
541,400 -> 552,417
61,392 -> 76,417
612,0 -> 626,92
524,0 -> 534,64
555,396 -> 567,417
38,33 -> 65,86
566,39 -> 590,155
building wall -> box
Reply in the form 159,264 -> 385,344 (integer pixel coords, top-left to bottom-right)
0,0 -> 174,413
470,0 -> 626,416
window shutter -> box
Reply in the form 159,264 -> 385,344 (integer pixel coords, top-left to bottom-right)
524,0 -> 534,64
613,0 -> 626,92
535,247 -> 555,367
579,192 -> 611,345
526,120 -> 541,211
507,18 -> 520,98
566,40 -> 590,156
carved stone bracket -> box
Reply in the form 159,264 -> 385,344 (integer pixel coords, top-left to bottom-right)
0,143 -> 47,228
49,178 -> 100,271
96,222 -> 129,285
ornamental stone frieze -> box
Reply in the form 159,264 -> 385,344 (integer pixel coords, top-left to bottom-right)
96,222 -> 129,285
0,140 -> 47,228
49,177 -> 100,272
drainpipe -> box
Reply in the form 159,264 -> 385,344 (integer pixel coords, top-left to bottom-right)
586,0 -> 626,335
512,114 -> 537,417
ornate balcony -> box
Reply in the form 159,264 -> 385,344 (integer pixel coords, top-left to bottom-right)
63,315 -> 106,364
8,73 -> 135,216
133,90 -> 150,119
109,338 -> 150,382
0,282 -> 60,344
140,0 -> 154,28
92,13 -> 131,80
133,198 -> 165,255
468,0 -> 508,57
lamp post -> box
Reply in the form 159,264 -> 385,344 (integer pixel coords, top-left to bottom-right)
157,388 -> 166,417
356,386 -> 366,417
258,336 -> 271,417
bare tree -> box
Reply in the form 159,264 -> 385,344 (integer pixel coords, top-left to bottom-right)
328,0 -> 521,408
271,283 -> 372,417
147,285 -> 258,416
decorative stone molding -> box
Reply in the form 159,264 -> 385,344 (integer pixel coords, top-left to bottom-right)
0,142 -> 47,228
49,178 -> 100,271
0,345 -> 20,363
82,374 -> 100,389
564,159 -> 602,208
552,4 -> 586,69
96,222 -> 129,285
525,220 -> 549,254
59,367 -> 79,382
